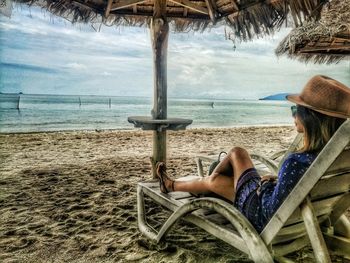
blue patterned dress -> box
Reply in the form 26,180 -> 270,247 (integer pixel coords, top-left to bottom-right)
234,152 -> 317,232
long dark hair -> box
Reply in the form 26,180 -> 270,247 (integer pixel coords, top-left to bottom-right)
297,105 -> 345,153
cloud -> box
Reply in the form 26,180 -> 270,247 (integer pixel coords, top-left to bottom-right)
101,71 -> 112,76
65,63 -> 87,70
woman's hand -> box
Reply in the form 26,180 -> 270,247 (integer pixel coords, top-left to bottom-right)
260,174 -> 277,183
257,175 -> 278,195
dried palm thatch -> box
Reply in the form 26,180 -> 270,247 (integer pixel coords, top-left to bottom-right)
13,0 -> 327,40
276,0 -> 350,64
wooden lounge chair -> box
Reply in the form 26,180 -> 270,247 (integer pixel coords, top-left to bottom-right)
137,119 -> 350,263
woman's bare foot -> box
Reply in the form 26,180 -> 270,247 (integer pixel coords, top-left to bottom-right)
156,162 -> 174,193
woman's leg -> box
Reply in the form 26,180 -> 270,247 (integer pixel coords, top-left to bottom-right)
159,147 -> 254,202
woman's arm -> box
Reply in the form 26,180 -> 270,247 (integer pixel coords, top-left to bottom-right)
261,154 -> 313,220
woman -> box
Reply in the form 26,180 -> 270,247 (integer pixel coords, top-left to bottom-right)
156,75 -> 350,232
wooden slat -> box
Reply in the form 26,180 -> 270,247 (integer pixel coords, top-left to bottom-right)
204,0 -> 216,21
142,181 -> 159,188
204,213 -> 230,224
273,236 -> 309,257
285,195 -> 343,226
272,214 -> 329,244
142,181 -> 195,201
276,223 -> 306,241
168,191 -> 193,200
329,192 -> 350,224
111,0 -> 148,11
325,148 -> 350,175
274,225 -> 309,245
140,182 -> 182,210
105,0 -> 113,17
229,0 -> 239,10
104,8 -> 210,19
168,0 -> 209,15
300,45 -> 350,53
297,52 -> 349,57
207,0 -> 217,10
310,172 -> 350,200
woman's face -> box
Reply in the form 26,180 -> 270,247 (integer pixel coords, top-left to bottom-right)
292,107 -> 305,133
291,105 -> 305,133
294,115 -> 305,133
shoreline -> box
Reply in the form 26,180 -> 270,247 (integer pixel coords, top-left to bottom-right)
0,123 -> 294,135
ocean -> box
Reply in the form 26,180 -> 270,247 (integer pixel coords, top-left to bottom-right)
0,93 -> 293,133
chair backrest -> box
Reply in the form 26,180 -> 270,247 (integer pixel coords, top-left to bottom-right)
260,119 -> 350,245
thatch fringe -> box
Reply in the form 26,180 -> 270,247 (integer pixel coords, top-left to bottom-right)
225,3 -> 285,41
13,0 -> 327,38
225,0 -> 326,42
275,0 -> 350,64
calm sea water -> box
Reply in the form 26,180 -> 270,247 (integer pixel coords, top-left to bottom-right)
0,94 -> 293,133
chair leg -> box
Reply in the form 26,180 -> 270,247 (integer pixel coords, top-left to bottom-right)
137,185 -> 158,241
156,198 -> 274,263
300,197 -> 331,263
137,190 -> 273,263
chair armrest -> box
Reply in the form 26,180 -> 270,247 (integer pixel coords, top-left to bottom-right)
195,154 -> 225,177
250,154 -> 279,175
195,156 -> 216,177
269,150 -> 287,160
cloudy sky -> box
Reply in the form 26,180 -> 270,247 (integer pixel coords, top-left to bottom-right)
0,5 -> 349,100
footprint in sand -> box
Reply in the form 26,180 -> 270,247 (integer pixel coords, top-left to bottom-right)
97,179 -> 115,185
9,237 -> 37,251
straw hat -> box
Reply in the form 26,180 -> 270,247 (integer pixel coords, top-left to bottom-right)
286,75 -> 350,119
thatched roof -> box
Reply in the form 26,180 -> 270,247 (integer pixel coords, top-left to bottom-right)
276,0 -> 350,64
13,0 -> 327,40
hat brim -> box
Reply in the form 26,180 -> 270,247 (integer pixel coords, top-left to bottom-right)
286,94 -> 350,119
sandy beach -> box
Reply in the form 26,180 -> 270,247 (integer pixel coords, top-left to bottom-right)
0,126 -> 346,262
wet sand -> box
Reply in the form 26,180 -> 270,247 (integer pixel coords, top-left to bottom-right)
0,126 -> 345,262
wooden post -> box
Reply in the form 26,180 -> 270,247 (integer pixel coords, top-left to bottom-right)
150,0 -> 168,178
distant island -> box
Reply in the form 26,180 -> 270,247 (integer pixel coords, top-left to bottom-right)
259,93 -> 290,101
